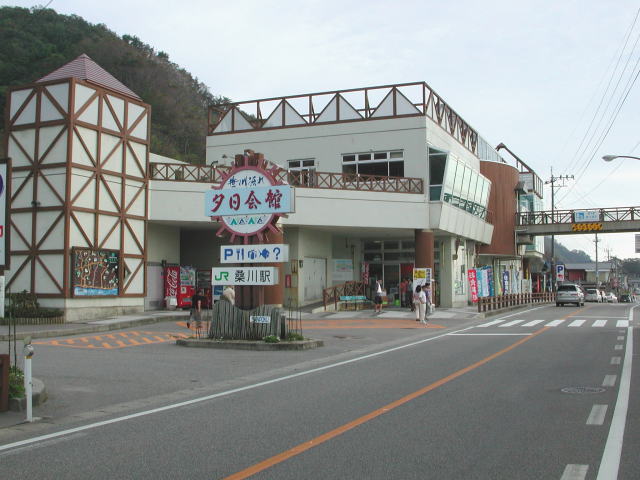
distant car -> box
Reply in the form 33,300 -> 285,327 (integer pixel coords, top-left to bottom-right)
585,288 -> 602,303
556,284 -> 585,307
605,292 -> 617,303
619,294 -> 631,303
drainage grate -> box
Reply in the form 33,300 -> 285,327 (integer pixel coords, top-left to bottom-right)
561,387 -> 606,394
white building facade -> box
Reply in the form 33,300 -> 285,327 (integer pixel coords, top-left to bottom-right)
5,57 -> 547,320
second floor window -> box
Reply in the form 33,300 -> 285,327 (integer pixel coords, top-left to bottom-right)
342,150 -> 404,177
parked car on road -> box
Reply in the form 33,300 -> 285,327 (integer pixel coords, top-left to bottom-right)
585,288 -> 602,302
605,292 -> 617,303
619,294 -> 631,303
556,284 -> 585,307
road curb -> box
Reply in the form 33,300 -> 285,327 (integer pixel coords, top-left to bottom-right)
176,338 -> 324,350
0,315 -> 188,341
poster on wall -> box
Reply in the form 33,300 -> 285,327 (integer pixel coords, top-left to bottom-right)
72,248 -> 119,296
332,259 -> 353,283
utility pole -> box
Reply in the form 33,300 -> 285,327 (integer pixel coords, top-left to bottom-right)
544,168 -> 574,291
594,233 -> 599,288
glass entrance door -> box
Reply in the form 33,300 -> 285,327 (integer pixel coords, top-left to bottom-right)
383,264 -> 400,304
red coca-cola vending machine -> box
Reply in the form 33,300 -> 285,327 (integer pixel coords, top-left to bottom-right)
164,265 -> 196,309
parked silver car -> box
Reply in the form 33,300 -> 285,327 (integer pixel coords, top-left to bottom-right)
556,284 -> 585,307
585,288 -> 601,302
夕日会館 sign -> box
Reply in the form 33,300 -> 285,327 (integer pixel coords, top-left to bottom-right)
220,244 -> 289,263
211,267 -> 279,285
0,161 -> 8,268
204,185 -> 293,217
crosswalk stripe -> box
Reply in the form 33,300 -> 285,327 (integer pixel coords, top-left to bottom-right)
568,320 -> 586,327
521,319 -> 544,327
592,320 -> 607,327
477,320 -> 505,327
545,319 -> 565,327
499,319 -> 526,327
602,375 -> 617,387
616,320 -> 629,328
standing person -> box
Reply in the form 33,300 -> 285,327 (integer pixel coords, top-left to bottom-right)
422,283 -> 432,323
190,289 -> 204,335
413,284 -> 422,322
374,279 -> 383,313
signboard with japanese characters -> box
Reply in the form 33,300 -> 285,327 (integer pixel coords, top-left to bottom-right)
206,158 -> 294,241
220,244 -> 289,264
574,210 -> 600,223
0,160 -> 9,268
211,267 -> 279,285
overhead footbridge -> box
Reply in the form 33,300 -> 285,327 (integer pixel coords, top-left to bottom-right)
516,206 -> 640,240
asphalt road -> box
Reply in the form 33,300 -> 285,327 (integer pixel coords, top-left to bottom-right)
1,302 -> 637,479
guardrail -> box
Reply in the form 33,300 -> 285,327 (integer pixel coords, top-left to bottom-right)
477,292 -> 555,313
323,281 -> 367,311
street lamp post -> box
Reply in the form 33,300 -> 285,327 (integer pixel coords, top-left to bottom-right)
602,155 -> 640,162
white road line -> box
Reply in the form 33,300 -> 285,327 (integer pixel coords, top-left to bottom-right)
561,464 -> 588,480
592,320 -> 607,327
568,320 -> 586,327
477,319 -> 505,327
448,333 -> 531,336
499,319 -> 525,327
614,345 -> 623,350
602,375 -> 617,387
596,306 -> 637,479
587,405 -> 608,425
545,319 -> 565,327
617,336 -> 624,341
521,319 -> 544,327
616,320 -> 629,328
611,357 -> 621,365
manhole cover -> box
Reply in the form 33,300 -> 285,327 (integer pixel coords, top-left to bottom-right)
561,387 -> 606,394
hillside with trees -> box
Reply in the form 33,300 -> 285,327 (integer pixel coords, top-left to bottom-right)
0,6 -> 229,163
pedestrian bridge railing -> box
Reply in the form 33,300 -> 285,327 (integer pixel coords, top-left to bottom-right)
477,292 -> 555,313
517,206 -> 640,226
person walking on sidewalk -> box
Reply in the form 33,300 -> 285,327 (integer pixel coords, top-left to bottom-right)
413,284 -> 422,322
374,279 -> 384,313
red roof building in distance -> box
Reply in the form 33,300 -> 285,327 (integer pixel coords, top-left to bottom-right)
36,53 -> 141,100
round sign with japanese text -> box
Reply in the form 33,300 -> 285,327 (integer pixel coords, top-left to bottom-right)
206,152 -> 293,243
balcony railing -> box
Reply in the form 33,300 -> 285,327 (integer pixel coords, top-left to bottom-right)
150,163 -> 424,194
208,81 -> 479,156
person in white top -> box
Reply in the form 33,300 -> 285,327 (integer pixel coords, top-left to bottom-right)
374,280 -> 383,313
418,285 -> 427,325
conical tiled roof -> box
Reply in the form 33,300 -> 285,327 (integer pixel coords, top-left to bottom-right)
37,53 -> 141,100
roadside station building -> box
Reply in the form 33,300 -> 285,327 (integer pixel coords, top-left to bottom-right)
4,55 -> 544,320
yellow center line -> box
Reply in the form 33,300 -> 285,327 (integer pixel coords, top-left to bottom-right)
223,326 -> 551,480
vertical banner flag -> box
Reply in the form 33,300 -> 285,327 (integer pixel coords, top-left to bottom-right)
467,269 -> 479,303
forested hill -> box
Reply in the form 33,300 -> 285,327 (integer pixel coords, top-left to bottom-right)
0,6 -> 229,163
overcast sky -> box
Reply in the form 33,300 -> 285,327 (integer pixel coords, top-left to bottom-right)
6,0 -> 640,261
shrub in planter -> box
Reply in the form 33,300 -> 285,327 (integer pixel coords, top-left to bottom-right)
9,366 -> 25,399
